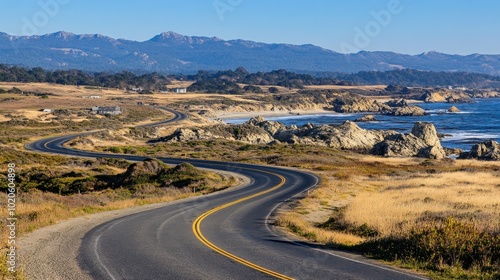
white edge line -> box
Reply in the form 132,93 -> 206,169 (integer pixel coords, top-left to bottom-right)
264,174 -> 428,280
93,219 -> 129,280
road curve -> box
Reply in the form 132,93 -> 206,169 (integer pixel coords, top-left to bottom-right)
26,108 -> 425,280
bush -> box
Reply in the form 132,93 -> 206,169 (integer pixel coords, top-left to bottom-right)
357,218 -> 500,276
268,87 -> 279,93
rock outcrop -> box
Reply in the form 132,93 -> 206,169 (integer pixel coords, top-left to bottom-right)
332,96 -> 391,113
444,147 -> 463,156
371,122 -> 446,159
387,106 -> 427,116
244,116 -> 287,135
282,121 -> 394,150
459,140 -> 500,161
354,115 -> 378,122
385,98 -> 408,107
447,106 -> 461,113
250,117 -> 394,150
158,116 -> 395,151
157,124 -> 274,144
424,91 -> 470,103
158,117 -> 446,159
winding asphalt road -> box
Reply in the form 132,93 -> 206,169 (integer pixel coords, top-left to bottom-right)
26,108 -> 425,279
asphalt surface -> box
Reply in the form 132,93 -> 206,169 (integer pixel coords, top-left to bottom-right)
26,108 -> 425,280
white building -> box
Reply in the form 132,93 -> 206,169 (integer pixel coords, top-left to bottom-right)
172,87 -> 187,93
91,106 -> 122,115
82,95 -> 102,99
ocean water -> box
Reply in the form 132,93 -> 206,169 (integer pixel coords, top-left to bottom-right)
224,98 -> 500,150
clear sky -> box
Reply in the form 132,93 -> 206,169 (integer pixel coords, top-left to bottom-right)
1,0 -> 499,55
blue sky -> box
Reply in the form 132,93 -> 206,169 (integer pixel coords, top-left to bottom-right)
1,0 -> 499,55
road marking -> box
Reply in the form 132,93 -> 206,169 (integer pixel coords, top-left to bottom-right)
263,175 -> 427,280
192,170 -> 295,280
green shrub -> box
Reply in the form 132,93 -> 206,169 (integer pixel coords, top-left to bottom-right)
357,218 -> 500,277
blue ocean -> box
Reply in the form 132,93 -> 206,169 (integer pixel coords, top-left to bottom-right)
225,98 -> 500,150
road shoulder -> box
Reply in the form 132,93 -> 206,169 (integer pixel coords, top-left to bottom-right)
18,170 -> 250,280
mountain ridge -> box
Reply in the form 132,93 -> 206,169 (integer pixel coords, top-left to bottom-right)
1,31 -> 500,75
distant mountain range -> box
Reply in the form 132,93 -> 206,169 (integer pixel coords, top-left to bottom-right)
1,31 -> 500,75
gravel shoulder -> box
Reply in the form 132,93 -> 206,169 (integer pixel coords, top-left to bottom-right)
18,170 -> 250,280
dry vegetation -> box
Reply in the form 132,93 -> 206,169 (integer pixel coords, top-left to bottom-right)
343,171 -> 500,235
277,156 -> 500,279
304,85 -> 387,91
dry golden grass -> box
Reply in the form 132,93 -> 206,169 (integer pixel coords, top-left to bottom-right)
0,83 -> 270,121
282,156 -> 500,239
167,81 -> 194,88
276,212 -> 365,246
0,188 -> 196,245
0,187 -> 198,279
0,114 -> 11,122
304,85 -> 387,90
344,171 -> 500,235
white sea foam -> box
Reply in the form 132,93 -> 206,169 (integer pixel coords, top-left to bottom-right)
266,113 -> 355,122
441,132 -> 500,142
224,113 -> 356,124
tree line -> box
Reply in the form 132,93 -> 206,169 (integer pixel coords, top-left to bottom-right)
1,65 -> 498,94
0,65 -> 173,91
334,69 -> 500,88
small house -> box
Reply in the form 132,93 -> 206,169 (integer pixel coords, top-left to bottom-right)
91,106 -> 122,115
172,87 -> 187,93
81,95 -> 102,99
130,87 -> 143,92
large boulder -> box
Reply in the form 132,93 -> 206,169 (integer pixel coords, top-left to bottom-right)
411,121 -> 441,146
447,106 -> 461,113
385,98 -> 408,107
371,122 -> 446,159
424,91 -> 470,103
280,120 -> 395,150
459,140 -> 500,161
354,115 -> 377,122
387,106 -> 427,116
245,116 -> 287,135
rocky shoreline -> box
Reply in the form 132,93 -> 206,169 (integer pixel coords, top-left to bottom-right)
166,91 -> 500,160
149,110 -> 500,160
152,115 -> 499,160
176,88 -> 500,121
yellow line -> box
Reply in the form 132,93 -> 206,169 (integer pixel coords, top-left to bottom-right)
192,169 -> 295,280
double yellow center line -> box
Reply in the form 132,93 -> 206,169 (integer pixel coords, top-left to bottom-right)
192,169 -> 295,280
